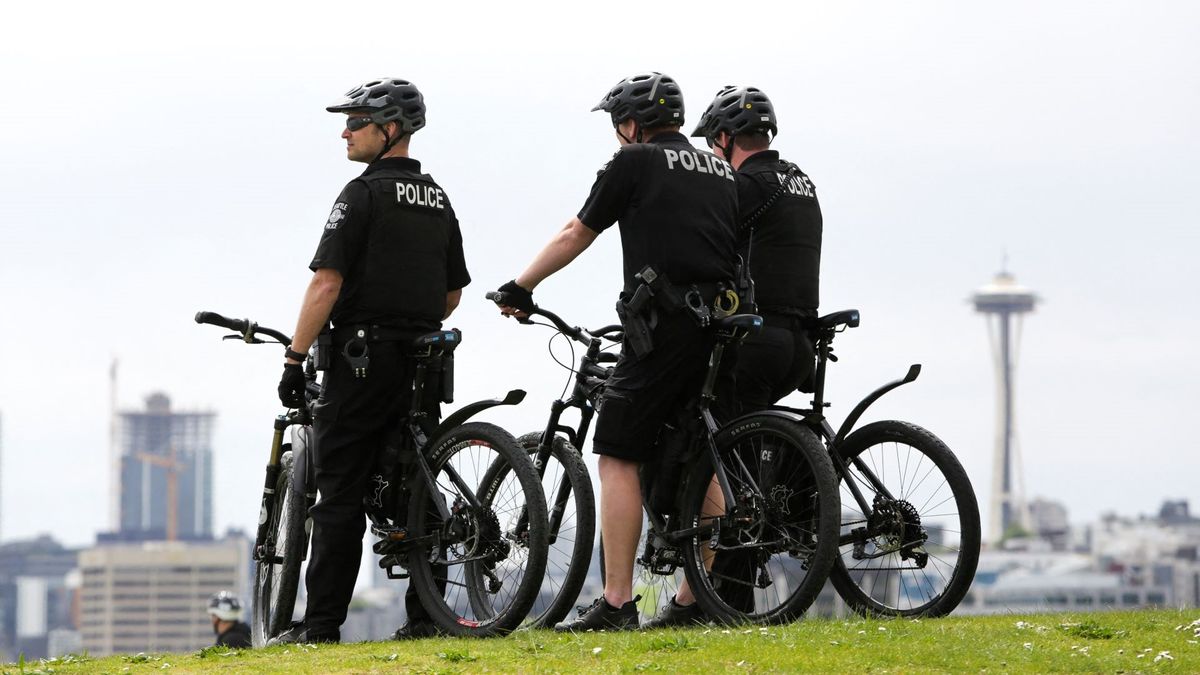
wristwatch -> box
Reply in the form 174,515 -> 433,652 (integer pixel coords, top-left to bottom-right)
284,348 -> 308,362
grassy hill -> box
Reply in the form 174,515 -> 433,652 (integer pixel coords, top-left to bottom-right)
8,610 -> 1199,673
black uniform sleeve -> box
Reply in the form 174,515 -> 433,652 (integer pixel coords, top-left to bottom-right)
736,170 -> 772,226
308,180 -> 372,274
446,206 -> 471,291
577,147 -> 641,233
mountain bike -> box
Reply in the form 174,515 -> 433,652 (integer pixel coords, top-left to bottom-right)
195,310 -> 550,640
476,305 -> 618,627
775,309 -> 981,617
485,294 -> 841,626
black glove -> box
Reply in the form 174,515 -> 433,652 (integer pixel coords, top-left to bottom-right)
278,362 -> 307,408
497,279 -> 536,313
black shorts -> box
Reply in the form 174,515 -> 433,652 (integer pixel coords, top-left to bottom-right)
592,311 -> 714,463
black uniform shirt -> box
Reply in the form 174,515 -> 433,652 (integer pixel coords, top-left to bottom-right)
310,157 -> 471,329
578,132 -> 738,293
737,150 -> 822,311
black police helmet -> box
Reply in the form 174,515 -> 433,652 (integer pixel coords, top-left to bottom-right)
327,78 -> 426,134
691,85 -> 777,140
592,72 -> 684,129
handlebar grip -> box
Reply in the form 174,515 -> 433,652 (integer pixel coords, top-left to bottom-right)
485,291 -> 508,305
194,310 -> 248,333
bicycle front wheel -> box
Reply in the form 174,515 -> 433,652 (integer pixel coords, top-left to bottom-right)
251,446 -> 307,646
829,420 -> 981,617
480,432 -> 594,629
407,422 -> 549,637
680,416 -> 839,625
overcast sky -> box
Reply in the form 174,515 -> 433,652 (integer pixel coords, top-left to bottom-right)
1,1 -> 1197,549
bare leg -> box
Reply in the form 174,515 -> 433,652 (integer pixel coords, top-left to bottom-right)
599,455 -> 643,607
674,474 -> 725,606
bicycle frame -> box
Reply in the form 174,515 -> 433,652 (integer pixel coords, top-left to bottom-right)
769,321 -> 924,542
371,345 -> 527,575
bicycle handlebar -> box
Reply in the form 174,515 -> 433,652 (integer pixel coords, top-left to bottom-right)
485,291 -> 622,346
194,310 -> 292,347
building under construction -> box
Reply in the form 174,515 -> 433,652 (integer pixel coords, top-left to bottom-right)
114,392 -> 215,541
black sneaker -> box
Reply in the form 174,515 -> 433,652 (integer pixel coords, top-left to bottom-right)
392,619 -> 442,640
554,595 -> 641,632
641,597 -> 707,629
265,622 -> 340,646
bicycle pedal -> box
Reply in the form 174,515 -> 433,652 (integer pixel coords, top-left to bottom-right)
370,524 -> 409,541
379,554 -> 409,579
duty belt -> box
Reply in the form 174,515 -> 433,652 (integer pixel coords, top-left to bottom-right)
330,324 -> 414,379
332,324 -> 416,343
616,266 -> 740,359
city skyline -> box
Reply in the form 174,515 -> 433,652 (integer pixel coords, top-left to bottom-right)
1,2 -> 1197,547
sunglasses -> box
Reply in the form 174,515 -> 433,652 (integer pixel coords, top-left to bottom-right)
345,116 -> 375,132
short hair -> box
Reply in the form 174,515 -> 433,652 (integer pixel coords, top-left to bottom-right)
734,130 -> 772,151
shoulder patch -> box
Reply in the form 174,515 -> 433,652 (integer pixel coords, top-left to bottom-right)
325,202 -> 349,230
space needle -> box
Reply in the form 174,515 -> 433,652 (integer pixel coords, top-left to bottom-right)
972,268 -> 1039,545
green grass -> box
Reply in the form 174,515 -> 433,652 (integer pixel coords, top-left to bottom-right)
6,610 -> 1199,673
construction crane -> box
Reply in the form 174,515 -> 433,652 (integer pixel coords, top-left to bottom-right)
132,445 -> 183,541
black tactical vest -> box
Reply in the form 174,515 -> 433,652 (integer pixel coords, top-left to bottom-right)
332,161 -> 460,328
737,151 -> 822,311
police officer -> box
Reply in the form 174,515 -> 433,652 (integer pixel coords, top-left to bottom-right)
639,86 -> 824,627
272,78 -> 471,644
693,85 -> 822,411
495,72 -> 739,631
208,591 -> 251,648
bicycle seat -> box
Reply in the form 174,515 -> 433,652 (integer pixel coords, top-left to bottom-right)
412,329 -> 462,352
816,309 -> 860,330
715,313 -> 763,334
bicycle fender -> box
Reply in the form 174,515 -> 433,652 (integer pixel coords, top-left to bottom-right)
720,408 -> 815,433
428,389 -> 526,441
833,364 -> 921,446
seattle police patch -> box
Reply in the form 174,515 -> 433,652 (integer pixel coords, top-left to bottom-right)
325,202 -> 348,230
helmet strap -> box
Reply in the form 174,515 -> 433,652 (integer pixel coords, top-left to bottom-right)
615,119 -> 638,145
372,122 -> 405,163
713,134 -> 733,162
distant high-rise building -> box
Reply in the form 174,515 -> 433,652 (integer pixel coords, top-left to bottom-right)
116,393 -> 215,541
0,535 -> 80,662
972,269 -> 1038,545
78,536 -> 251,656
1029,498 -> 1071,550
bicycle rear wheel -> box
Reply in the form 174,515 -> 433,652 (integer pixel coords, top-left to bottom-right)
680,416 -> 839,625
407,422 -> 549,636
478,432 -> 594,629
251,445 -> 308,646
829,420 -> 980,617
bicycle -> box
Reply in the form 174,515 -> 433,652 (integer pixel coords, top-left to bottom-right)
774,309 -> 981,617
485,294 -> 841,626
194,310 -> 551,641
476,306 -> 619,628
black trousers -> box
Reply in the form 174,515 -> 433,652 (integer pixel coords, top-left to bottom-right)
304,339 -> 438,634
732,313 -> 815,412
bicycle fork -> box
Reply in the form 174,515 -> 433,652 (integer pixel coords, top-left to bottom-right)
253,415 -> 291,562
